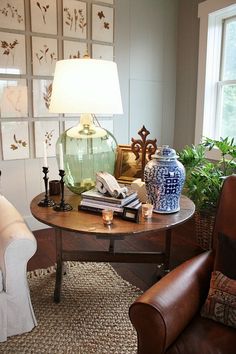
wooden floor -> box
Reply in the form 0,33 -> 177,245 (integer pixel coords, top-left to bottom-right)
29,217 -> 203,291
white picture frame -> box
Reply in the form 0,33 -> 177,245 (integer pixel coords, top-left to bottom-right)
0,0 -> 25,30
33,79 -> 58,117
34,120 -> 59,157
0,32 -> 26,74
63,40 -> 88,59
0,79 -> 28,118
30,0 -> 57,34
1,121 -> 29,160
92,43 -> 113,61
92,4 -> 113,43
32,36 -> 58,76
63,0 -> 87,39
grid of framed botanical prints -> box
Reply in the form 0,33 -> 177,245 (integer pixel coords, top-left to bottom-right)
0,0 -> 115,160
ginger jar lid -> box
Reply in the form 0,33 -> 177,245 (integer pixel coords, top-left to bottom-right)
153,145 -> 178,160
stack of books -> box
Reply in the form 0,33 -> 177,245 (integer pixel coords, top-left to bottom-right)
79,188 -> 141,215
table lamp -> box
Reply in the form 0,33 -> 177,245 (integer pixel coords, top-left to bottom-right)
49,58 -> 123,194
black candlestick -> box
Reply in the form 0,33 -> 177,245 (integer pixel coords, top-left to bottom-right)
38,166 -> 55,207
53,169 -> 73,212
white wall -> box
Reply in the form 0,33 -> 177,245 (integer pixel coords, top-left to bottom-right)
0,0 -> 178,230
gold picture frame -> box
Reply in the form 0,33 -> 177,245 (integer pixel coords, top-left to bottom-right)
115,145 -> 142,184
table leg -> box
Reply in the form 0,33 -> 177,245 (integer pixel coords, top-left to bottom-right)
156,229 -> 172,279
164,229 -> 172,273
54,228 -> 63,303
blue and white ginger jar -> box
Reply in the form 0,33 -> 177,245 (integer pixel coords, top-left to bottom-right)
144,145 -> 185,214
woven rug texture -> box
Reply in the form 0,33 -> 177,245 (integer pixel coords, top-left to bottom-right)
0,262 -> 142,354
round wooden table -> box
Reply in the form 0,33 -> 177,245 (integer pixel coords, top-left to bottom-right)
31,190 -> 195,302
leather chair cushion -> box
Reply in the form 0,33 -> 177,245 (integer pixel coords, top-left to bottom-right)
214,232 -> 236,279
166,314 -> 236,354
201,271 -> 236,329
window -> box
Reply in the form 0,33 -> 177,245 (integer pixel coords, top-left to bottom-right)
195,0 -> 236,158
217,17 -> 236,140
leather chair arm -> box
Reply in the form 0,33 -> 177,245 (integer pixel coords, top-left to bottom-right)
129,251 -> 214,354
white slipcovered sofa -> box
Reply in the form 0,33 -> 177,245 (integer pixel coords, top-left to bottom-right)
0,195 -> 37,342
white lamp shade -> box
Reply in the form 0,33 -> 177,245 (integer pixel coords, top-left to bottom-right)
49,58 -> 123,115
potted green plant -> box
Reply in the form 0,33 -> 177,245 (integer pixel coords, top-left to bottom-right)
178,137 -> 236,250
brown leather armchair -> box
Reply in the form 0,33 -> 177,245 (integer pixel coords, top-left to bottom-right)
129,175 -> 236,354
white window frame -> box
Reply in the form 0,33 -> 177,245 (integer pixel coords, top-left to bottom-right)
195,0 -> 236,160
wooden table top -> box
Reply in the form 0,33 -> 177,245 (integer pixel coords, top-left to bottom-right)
30,190 -> 195,237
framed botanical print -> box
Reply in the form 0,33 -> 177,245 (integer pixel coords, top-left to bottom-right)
32,36 -> 57,76
0,0 -> 25,30
63,0 -> 87,39
34,120 -> 59,157
0,32 -> 26,74
0,79 -> 28,118
92,43 -> 113,61
63,40 -> 88,59
33,79 -> 57,117
92,4 -> 113,43
1,121 -> 29,160
30,0 -> 57,35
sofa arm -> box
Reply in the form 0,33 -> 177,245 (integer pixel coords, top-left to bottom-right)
129,251 -> 214,354
0,196 -> 37,290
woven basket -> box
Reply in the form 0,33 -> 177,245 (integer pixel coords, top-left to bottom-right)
194,211 -> 216,250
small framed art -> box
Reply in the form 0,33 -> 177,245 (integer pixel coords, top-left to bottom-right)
63,0 -> 87,39
32,36 -> 57,76
0,32 -> 26,75
122,206 -> 139,223
63,40 -> 88,59
114,145 -> 143,184
0,79 -> 28,118
92,44 -> 113,61
1,121 -> 29,160
33,79 -> 57,117
30,0 -> 57,34
92,4 -> 113,43
34,121 -> 59,158
0,0 -> 25,30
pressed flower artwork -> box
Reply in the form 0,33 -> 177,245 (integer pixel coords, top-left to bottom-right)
92,4 -> 113,43
32,36 -> 57,76
30,0 -> 57,34
0,32 -> 26,74
92,43 -> 113,61
34,120 -> 59,157
33,79 -> 58,117
63,40 -> 88,59
0,0 -> 25,30
63,0 -> 87,39
1,121 -> 29,160
0,79 -> 28,118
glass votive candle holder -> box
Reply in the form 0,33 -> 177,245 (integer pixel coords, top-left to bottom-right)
142,203 -> 153,219
102,209 -> 114,225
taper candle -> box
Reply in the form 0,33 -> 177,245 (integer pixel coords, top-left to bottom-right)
43,142 -> 48,167
59,143 -> 64,170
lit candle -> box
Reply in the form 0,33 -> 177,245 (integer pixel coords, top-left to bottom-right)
43,142 -> 48,167
102,209 -> 114,225
59,143 -> 64,170
142,203 -> 153,219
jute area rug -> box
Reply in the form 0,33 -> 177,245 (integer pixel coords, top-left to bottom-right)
0,262 -> 142,354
